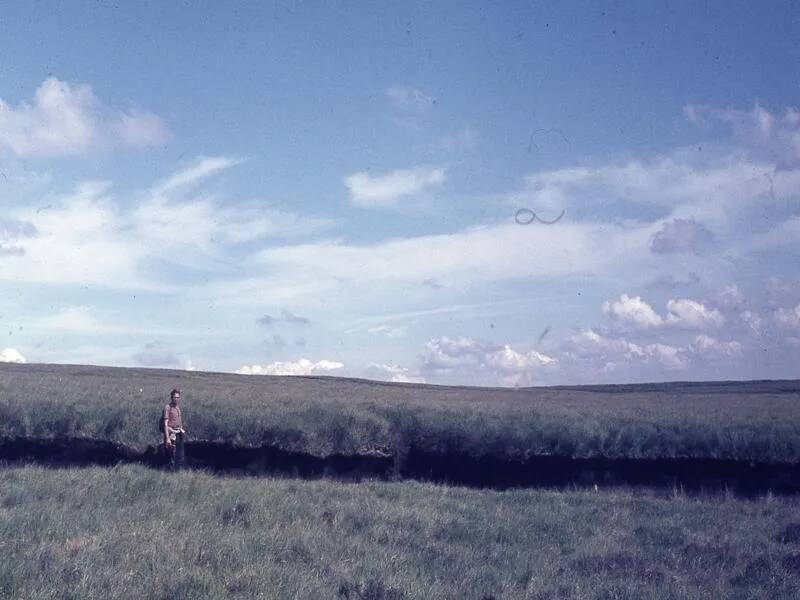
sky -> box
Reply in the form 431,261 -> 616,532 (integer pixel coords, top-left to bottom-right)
1,0 -> 799,386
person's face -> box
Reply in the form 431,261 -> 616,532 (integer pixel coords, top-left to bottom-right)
171,393 -> 180,405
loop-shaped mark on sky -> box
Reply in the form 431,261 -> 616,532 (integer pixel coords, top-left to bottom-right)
514,208 -> 566,225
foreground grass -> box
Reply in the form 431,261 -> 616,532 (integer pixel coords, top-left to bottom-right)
1,464 -> 799,599
1,363 -> 800,462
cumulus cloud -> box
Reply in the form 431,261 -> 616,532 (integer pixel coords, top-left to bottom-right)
420,336 -> 555,386
0,348 -> 26,363
386,86 -> 435,111
0,77 -> 170,157
564,329 -> 687,373
691,334 -> 743,359
665,298 -> 725,329
344,167 -> 446,207
364,362 -> 426,384
602,295 -> 664,329
649,218 -> 714,254
775,303 -> 800,331
236,358 -> 344,376
602,294 -> 724,331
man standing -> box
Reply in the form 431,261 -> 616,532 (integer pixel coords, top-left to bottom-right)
163,388 -> 186,470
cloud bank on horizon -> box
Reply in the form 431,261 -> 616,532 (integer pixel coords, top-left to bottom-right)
1,2 -> 798,386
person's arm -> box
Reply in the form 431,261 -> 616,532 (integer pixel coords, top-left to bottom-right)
163,407 -> 172,447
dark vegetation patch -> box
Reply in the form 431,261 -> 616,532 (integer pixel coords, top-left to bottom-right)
776,523 -> 800,544
220,501 -> 251,527
784,553 -> 800,575
337,579 -> 406,600
730,556 -> 775,587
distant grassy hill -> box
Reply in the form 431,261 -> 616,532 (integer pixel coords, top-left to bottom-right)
1,362 -> 799,463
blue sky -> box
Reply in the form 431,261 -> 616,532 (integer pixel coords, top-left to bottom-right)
1,1 -> 799,385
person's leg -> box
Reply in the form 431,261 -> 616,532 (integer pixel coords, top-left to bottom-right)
164,437 -> 177,470
175,433 -> 185,469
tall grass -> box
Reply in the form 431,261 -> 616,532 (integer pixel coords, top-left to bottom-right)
1,363 -> 799,462
0,464 -> 798,599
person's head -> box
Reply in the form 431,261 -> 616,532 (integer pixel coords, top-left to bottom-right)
170,388 -> 181,405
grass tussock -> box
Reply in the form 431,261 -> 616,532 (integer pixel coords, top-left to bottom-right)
0,464 -> 799,599
1,363 -> 799,463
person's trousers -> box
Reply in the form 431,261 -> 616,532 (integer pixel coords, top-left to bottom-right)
167,432 -> 185,469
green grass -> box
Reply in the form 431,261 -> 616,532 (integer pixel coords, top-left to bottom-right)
1,363 -> 800,462
0,464 -> 799,599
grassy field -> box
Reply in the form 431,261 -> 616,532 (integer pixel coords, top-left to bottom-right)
1,363 -> 799,463
0,463 -> 798,599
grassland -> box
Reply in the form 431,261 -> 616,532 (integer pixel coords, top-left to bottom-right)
0,464 -> 798,599
1,363 -> 799,463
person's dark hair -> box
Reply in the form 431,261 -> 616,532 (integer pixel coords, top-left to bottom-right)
170,388 -> 181,399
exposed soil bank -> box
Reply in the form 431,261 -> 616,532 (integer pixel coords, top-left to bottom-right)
1,437 -> 799,495
404,447 -> 800,495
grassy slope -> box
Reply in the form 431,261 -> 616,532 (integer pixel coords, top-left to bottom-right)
0,464 -> 799,599
1,363 -> 799,462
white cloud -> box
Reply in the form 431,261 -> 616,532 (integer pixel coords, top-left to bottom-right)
649,218 -> 714,254
775,303 -> 800,331
602,294 -> 724,331
3,182 -> 156,290
602,295 -> 664,329
0,157 -> 327,291
564,329 -> 687,373
344,167 -> 446,207
691,334 -> 743,359
151,156 -> 244,196
420,336 -> 555,386
0,348 -> 25,363
740,310 -> 764,336
236,358 -> 344,376
684,101 -> 800,167
364,362 -> 425,384
665,298 -> 725,329
386,86 -> 435,111
0,77 -> 170,157
138,158 -> 330,254
0,217 -> 37,256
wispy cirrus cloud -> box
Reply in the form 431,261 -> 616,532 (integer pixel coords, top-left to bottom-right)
0,156 -> 329,291
683,101 -> 800,167
0,77 -> 170,157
